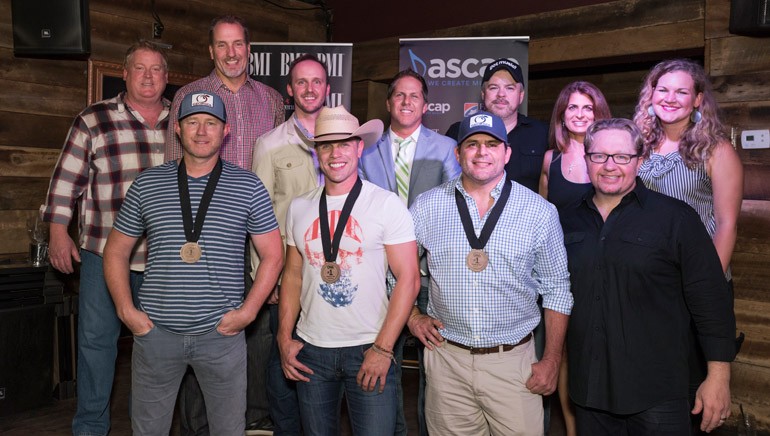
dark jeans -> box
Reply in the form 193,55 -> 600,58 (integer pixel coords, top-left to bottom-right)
296,339 -> 397,436
392,330 -> 409,436
267,303 -> 302,435
575,398 -> 691,436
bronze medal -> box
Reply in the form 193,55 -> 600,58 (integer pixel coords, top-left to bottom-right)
180,242 -> 202,263
466,249 -> 489,272
177,159 -> 222,266
321,261 -> 341,283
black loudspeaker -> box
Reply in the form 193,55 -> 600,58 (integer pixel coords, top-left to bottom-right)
11,0 -> 91,57
730,0 -> 770,36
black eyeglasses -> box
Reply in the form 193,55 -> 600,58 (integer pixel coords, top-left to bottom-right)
585,153 -> 640,165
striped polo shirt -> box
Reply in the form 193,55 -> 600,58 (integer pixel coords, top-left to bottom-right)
114,160 -> 278,334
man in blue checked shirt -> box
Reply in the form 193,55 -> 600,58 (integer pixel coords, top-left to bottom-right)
407,111 -> 573,436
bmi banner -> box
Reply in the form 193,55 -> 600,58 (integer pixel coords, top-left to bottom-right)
249,42 -> 353,119
399,37 -> 529,134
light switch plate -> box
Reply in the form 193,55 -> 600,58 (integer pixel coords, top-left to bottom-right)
741,129 -> 770,149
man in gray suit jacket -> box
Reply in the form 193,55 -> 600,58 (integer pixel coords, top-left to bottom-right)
359,69 -> 460,436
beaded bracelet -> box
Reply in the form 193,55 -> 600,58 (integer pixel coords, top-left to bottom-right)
370,343 -> 397,364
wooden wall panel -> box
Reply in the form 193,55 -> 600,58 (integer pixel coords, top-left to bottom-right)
704,0 -> 731,39
712,72 -> 770,104
528,69 -> 648,122
705,0 -> 770,427
351,81 -> 388,126
0,178 -> 50,211
0,79 -> 86,119
0,49 -> 87,88
0,210 -> 40,255
0,147 -> 60,179
709,37 -> 770,76
0,112 -> 73,150
352,0 -> 705,83
530,21 -> 704,66
731,361 -> 770,425
0,0 -> 326,258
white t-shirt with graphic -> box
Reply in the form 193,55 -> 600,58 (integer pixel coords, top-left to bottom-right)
286,180 -> 415,347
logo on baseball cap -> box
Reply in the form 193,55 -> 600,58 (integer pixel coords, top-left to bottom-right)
482,58 -> 524,87
457,111 -> 508,145
178,91 -> 227,123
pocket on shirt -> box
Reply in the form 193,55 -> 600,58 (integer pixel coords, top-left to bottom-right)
620,231 -> 664,249
515,147 -> 545,178
275,155 -> 306,171
563,232 -> 585,245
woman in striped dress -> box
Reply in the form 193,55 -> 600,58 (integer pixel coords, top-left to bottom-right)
633,58 -> 742,431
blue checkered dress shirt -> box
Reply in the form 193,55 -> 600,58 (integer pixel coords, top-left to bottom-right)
410,175 -> 573,348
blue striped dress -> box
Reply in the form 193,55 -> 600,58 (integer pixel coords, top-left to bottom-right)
638,151 -> 730,280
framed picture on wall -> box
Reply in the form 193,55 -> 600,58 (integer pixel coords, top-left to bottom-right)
87,60 -> 199,104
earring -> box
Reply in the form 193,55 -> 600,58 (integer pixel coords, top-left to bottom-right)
561,120 -> 566,128
690,109 -> 702,124
647,105 -> 656,117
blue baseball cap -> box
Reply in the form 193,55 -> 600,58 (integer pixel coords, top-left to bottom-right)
457,111 -> 508,145
178,91 -> 227,123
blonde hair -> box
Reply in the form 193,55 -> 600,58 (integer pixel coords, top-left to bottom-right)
632,59 -> 726,165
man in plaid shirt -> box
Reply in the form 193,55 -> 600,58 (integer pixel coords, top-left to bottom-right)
40,40 -> 170,436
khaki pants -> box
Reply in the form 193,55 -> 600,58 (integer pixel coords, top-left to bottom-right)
424,339 -> 543,436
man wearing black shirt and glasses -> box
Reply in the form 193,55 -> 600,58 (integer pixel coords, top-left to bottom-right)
559,118 -> 736,435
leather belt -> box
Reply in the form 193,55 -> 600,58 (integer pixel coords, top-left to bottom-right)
445,333 -> 532,355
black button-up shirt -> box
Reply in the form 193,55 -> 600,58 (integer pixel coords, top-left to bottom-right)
559,180 -> 736,414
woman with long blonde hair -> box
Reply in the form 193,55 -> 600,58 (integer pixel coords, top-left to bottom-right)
633,58 -> 742,433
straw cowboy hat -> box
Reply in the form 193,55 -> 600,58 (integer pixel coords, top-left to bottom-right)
312,106 -> 384,148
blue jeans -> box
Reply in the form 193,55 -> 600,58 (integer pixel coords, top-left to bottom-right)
72,249 -> 142,436
296,340 -> 397,436
392,331 -> 408,436
132,327 -> 247,436
176,306 -> 274,435
267,303 -> 301,435
575,398 -> 691,436
178,253 -> 271,435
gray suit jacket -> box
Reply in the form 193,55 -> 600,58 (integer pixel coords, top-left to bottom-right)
359,126 -> 460,207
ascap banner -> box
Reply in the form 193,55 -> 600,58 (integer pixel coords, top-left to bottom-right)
250,42 -> 353,119
399,37 -> 529,134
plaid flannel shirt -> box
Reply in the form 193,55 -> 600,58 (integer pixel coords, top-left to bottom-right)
40,93 -> 170,271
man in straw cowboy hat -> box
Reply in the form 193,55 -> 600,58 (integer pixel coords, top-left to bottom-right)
277,106 -> 420,435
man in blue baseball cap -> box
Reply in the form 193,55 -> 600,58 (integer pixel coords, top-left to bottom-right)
407,111 -> 572,435
103,90 -> 284,435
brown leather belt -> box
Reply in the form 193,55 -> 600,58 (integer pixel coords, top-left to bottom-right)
445,333 -> 532,355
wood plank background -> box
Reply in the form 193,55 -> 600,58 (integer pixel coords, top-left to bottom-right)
0,0 -> 326,259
